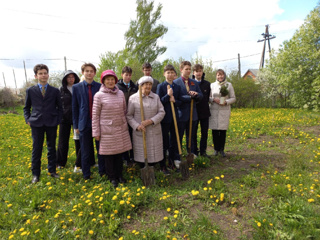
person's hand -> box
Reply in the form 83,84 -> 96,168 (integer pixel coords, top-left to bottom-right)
170,96 -> 175,102
167,87 -> 173,97
27,122 -> 30,126
188,91 -> 198,96
219,102 -> 227,106
141,119 -> 153,127
214,98 -> 220,104
95,136 -> 100,141
75,129 -> 80,134
137,125 -> 146,132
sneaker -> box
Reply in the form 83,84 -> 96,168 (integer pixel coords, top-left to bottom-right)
214,150 -> 219,156
174,160 -> 181,169
220,151 -> 226,157
73,166 -> 82,173
161,168 -> 170,176
192,153 -> 198,159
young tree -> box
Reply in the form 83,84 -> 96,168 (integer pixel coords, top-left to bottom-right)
124,0 -> 168,65
260,4 -> 320,111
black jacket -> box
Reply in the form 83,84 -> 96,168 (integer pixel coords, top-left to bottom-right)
116,79 -> 138,105
60,70 -> 80,124
192,73 -> 211,119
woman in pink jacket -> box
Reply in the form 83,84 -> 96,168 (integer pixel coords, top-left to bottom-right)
92,70 -> 132,188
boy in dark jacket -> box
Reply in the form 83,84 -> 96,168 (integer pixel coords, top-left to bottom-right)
116,66 -> 137,165
24,64 -> 63,183
192,64 -> 211,157
156,65 -> 182,174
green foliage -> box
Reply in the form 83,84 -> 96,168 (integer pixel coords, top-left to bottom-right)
0,88 -> 21,109
259,4 -> 320,111
124,0 -> 168,65
220,84 -> 229,97
229,70 -> 264,108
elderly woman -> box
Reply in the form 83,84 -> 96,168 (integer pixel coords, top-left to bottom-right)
92,70 -> 132,188
209,69 -> 236,157
126,76 -> 165,167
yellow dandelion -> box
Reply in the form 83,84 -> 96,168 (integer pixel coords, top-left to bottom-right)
89,230 -> 94,235
167,208 -> 171,212
257,222 -> 261,227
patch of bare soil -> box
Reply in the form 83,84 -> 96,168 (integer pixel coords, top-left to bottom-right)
297,125 -> 320,137
123,134 -> 299,239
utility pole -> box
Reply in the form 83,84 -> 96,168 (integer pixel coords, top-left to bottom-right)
258,24 -> 276,69
64,56 -> 67,71
238,53 -> 241,79
13,69 -> 17,95
23,60 -> 28,83
2,72 -> 6,88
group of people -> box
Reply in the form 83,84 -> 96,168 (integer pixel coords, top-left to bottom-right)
23,61 -> 236,187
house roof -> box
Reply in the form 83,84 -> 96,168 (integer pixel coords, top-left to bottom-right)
242,69 -> 259,78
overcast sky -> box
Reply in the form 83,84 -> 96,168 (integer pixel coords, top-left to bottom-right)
0,0 -> 318,88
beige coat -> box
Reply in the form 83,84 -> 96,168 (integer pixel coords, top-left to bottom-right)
209,81 -> 236,130
92,85 -> 132,155
126,91 -> 165,163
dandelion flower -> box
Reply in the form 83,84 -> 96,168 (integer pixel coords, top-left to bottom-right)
89,230 -> 94,235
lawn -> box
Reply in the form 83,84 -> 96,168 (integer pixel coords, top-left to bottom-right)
0,107 -> 319,239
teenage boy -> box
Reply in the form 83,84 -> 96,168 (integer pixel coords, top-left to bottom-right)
192,64 -> 211,157
72,63 -> 104,180
116,66 -> 138,165
156,65 -> 182,173
173,61 -> 203,157
24,64 -> 63,183
142,62 -> 159,93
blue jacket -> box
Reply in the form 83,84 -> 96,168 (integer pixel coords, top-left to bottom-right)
156,81 -> 182,123
23,84 -> 62,127
173,77 -> 203,122
72,80 -> 101,131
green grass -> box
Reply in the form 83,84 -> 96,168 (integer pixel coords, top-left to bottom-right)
0,108 -> 319,239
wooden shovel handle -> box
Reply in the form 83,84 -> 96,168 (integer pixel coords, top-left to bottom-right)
139,85 -> 148,162
167,85 -> 182,155
188,98 -> 194,151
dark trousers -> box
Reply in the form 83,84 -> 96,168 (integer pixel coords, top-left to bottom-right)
161,122 -> 179,167
122,124 -> 134,162
31,125 -> 57,177
56,122 -> 72,167
192,118 -> 209,155
79,127 -> 105,178
74,140 -> 81,168
104,153 -> 123,180
178,120 -> 197,157
212,130 -> 227,151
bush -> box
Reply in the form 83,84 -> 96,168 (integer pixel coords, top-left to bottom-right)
0,87 -> 20,109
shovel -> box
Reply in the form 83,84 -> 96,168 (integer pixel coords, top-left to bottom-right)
168,85 -> 189,179
139,85 -> 155,187
186,98 -> 195,165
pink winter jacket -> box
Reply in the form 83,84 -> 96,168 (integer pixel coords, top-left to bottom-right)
92,85 -> 132,155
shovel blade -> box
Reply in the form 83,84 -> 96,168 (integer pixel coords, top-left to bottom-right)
140,165 -> 156,187
180,160 -> 189,179
186,153 -> 194,166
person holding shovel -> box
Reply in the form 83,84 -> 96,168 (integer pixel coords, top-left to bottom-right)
173,61 -> 203,160
156,64 -> 182,174
126,76 -> 165,168
209,69 -> 236,157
